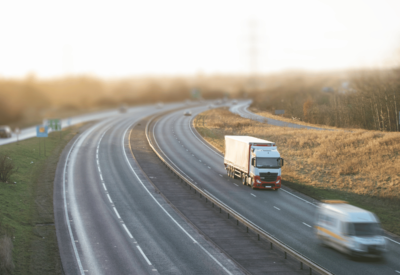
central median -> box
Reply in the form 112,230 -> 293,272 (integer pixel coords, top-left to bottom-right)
129,110 -> 329,275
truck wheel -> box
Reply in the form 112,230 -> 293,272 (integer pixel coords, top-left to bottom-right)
232,170 -> 237,179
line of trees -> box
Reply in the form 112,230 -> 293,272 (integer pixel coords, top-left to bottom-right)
251,68 -> 400,131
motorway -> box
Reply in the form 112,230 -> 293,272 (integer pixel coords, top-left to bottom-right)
54,103 -> 243,275
151,104 -> 400,275
0,107 -> 136,146
230,101 -> 324,130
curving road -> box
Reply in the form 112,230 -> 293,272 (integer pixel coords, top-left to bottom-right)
230,100 -> 325,130
54,103 -> 243,275
151,105 -> 400,275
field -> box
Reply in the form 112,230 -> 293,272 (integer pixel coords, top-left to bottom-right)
0,125 -> 84,274
194,108 -> 400,235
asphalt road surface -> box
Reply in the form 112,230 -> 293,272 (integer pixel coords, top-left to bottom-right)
54,103 -> 243,275
151,105 -> 400,275
230,101 -> 324,130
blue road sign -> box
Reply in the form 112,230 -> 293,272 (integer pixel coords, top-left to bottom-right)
36,125 -> 48,137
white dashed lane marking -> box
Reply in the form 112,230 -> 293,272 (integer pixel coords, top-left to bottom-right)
107,194 -> 113,203
113,207 -> 121,219
251,193 -> 256,197
302,222 -> 312,228
137,245 -> 152,265
233,183 -> 238,186
207,166 -> 211,169
274,206 -> 280,210
219,174 -> 223,177
122,224 -> 133,239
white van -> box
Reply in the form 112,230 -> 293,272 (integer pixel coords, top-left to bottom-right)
314,200 -> 386,258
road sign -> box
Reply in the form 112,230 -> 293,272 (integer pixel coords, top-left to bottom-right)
36,125 -> 48,137
191,88 -> 201,99
47,119 -> 62,131
275,110 -> 285,115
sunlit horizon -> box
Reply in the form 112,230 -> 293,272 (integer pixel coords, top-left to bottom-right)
1,0 -> 400,78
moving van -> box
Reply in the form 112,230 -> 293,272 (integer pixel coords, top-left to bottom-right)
314,200 -> 386,258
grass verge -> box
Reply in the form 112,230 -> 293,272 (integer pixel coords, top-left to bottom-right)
0,125 -> 84,274
194,108 -> 400,236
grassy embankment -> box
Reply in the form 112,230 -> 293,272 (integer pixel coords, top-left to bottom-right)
194,108 -> 400,236
248,106 -> 340,131
0,124 -> 84,274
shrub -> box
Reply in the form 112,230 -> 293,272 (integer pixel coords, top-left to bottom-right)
0,154 -> 18,183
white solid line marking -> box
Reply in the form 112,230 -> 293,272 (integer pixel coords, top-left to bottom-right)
137,245 -> 152,265
219,174 -> 223,177
251,193 -> 256,197
113,207 -> 121,219
107,194 -> 113,203
125,127 -> 233,275
303,222 -> 312,228
280,189 -> 318,207
102,183 -> 107,191
122,224 -> 133,238
274,206 -> 280,210
386,237 -> 400,245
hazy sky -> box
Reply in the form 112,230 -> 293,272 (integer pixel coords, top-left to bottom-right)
1,0 -> 400,77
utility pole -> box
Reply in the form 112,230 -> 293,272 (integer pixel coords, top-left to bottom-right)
245,19 -> 264,95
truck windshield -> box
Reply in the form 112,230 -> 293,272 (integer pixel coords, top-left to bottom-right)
348,223 -> 381,237
256,158 -> 281,168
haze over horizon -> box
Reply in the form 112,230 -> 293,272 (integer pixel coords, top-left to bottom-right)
1,0 -> 400,78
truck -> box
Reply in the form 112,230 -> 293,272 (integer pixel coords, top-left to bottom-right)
224,136 -> 284,190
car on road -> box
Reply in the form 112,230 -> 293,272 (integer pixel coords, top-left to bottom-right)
0,126 -> 12,138
119,104 -> 127,113
314,200 -> 386,259
183,110 -> 192,116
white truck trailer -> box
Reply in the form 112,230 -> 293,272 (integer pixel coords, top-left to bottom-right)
224,136 -> 284,190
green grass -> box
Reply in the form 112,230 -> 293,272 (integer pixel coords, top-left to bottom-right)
0,125 -> 83,274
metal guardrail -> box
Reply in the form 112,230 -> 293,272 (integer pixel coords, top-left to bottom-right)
145,114 -> 333,275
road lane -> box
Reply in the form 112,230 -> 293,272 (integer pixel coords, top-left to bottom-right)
152,105 -> 400,275
230,100 -> 324,130
56,104 -> 242,274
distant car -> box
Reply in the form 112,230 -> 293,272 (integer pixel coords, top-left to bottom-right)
0,126 -> 12,138
119,104 -> 127,113
183,110 -> 192,116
